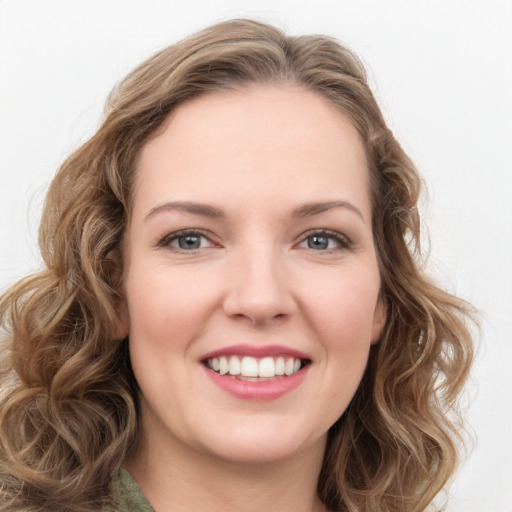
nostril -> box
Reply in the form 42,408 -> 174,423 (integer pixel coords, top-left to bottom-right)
222,267 -> 296,323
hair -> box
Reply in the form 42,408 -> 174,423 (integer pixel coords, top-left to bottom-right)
0,18 -> 474,512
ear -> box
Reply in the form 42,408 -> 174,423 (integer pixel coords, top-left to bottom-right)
370,295 -> 387,345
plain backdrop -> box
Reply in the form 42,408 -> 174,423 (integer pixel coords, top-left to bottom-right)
1,1 -> 511,511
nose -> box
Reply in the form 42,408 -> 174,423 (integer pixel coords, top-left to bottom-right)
222,246 -> 296,326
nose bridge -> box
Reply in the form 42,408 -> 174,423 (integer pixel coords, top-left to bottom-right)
223,236 -> 295,323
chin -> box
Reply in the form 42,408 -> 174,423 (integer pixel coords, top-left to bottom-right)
193,421 -> 328,466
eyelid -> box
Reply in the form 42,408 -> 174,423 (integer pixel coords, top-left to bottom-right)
157,228 -> 219,250
296,229 -> 353,250
156,228 -> 352,252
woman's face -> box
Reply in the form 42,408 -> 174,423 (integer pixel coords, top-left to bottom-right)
122,85 -> 385,465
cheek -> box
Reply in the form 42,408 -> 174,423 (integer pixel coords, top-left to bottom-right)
124,270 -> 213,406
306,270 -> 381,341
123,263 -> 221,354
302,268 -> 380,396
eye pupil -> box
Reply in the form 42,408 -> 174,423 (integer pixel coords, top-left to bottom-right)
179,235 -> 201,249
308,235 -> 329,250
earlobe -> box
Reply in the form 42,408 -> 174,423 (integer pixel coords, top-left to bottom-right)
370,296 -> 387,345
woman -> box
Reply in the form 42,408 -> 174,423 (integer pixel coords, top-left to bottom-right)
0,19 -> 474,512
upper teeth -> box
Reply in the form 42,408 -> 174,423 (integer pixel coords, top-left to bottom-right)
206,355 -> 303,378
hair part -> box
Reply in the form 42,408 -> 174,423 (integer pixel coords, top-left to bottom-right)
0,19 -> 474,512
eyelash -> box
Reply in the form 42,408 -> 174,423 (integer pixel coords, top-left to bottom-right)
157,229 -> 352,252
299,229 -> 353,252
157,229 -> 216,251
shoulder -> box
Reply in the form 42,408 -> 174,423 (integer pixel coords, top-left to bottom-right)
106,469 -> 155,512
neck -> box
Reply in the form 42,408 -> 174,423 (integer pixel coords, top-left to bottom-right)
124,426 -> 329,512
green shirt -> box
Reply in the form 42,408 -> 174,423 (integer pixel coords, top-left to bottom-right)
109,469 -> 155,512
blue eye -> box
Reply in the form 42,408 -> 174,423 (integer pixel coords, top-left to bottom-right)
159,230 -> 214,251
299,231 -> 350,251
307,235 -> 330,250
173,234 -> 204,250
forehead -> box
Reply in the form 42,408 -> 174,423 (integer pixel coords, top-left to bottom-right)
134,84 -> 371,222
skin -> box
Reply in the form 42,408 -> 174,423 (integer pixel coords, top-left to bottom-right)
121,84 -> 385,512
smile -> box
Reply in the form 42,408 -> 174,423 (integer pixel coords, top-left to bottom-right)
201,345 -> 312,399
204,355 -> 307,379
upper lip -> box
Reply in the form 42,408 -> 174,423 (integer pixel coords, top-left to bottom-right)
200,344 -> 311,361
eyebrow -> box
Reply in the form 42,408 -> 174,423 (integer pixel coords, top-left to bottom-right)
145,199 -> 365,223
292,200 -> 365,223
145,201 -> 225,221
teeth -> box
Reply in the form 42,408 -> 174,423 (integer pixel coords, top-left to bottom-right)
284,358 -> 295,376
241,356 -> 259,377
275,356 -> 285,375
206,355 -> 304,378
228,355 -> 241,375
219,356 -> 228,375
259,357 -> 275,378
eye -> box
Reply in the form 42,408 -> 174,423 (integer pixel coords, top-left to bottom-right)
298,230 -> 351,251
158,230 -> 216,251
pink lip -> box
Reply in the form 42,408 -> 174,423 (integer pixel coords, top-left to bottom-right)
203,364 -> 310,401
200,345 -> 312,400
201,344 -> 311,360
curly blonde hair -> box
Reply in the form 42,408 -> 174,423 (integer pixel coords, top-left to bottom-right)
0,19 -> 474,512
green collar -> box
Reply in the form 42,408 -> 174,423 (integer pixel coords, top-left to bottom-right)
109,468 -> 155,512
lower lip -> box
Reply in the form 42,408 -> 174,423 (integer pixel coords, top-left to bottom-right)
203,365 -> 309,400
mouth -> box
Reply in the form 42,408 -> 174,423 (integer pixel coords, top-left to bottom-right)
200,345 -> 312,399
203,355 -> 311,381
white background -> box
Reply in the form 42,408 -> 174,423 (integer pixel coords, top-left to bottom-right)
0,1 -> 511,511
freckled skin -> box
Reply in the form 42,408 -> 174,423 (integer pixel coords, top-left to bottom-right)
121,85 -> 385,511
